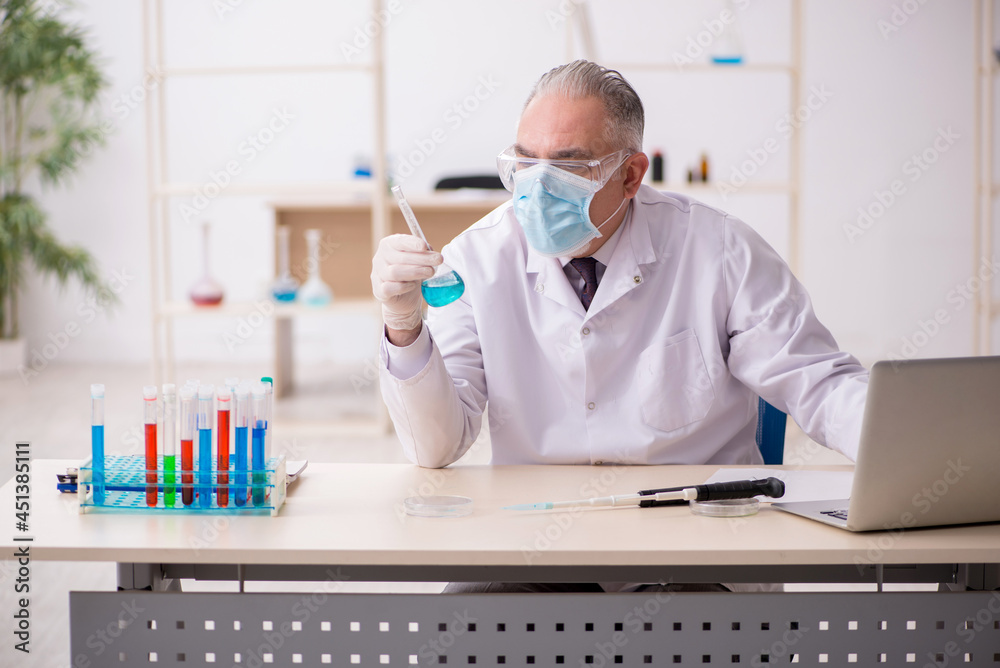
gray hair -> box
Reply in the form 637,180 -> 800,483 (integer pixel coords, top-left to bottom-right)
524,60 -> 644,154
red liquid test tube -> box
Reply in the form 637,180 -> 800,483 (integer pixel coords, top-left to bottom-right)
216,387 -> 231,507
179,386 -> 196,506
143,386 -> 158,507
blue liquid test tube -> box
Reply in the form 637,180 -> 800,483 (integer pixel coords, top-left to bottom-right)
197,384 -> 215,509
233,384 -> 250,507
90,384 -> 105,504
251,384 -> 267,507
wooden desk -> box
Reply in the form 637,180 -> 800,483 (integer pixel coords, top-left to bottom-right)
5,461 -> 999,666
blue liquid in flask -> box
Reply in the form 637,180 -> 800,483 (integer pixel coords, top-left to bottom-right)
421,269 -> 464,307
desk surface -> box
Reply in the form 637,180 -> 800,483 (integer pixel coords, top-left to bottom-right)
4,460 -> 999,568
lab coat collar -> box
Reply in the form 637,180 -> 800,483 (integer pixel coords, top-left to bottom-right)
523,190 -> 660,317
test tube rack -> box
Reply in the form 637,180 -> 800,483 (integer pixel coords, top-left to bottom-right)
77,454 -> 287,516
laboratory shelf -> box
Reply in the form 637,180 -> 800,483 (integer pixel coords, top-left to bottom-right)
650,180 -> 796,195
609,62 -> 797,75
162,62 -> 377,77
158,299 -> 378,318
153,180 -> 375,198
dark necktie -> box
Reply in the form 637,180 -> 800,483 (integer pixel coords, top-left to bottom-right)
569,257 -> 599,311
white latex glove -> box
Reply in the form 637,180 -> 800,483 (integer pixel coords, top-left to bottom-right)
371,234 -> 442,331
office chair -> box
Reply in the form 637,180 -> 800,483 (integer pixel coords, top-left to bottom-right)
434,175 -> 506,190
756,397 -> 787,465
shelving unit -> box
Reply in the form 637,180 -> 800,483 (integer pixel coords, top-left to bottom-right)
567,1 -> 803,275
142,0 -> 390,432
974,0 -> 999,354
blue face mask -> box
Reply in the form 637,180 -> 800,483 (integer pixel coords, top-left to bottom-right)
513,164 -> 628,258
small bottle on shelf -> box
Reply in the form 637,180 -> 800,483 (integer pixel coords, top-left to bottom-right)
651,150 -> 664,183
189,220 -> 224,307
270,225 -> 299,302
299,229 -> 333,307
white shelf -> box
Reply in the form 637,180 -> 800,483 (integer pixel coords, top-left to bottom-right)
607,62 -> 796,75
268,191 -> 511,211
651,180 -> 795,195
157,299 -> 378,319
154,180 -> 374,198
162,63 -> 376,77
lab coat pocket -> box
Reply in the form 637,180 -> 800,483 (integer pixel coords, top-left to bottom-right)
636,330 -> 716,433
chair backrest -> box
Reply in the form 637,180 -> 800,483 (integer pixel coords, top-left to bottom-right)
755,397 -> 787,465
434,175 -> 506,190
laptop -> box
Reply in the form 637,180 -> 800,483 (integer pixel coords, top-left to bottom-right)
771,356 -> 1000,532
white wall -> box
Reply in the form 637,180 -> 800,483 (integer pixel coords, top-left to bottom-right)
19,0 -> 993,371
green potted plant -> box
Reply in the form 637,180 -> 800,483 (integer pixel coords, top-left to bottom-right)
0,0 -> 114,374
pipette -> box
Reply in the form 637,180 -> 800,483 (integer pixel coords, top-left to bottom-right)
391,185 -> 465,307
503,477 -> 785,511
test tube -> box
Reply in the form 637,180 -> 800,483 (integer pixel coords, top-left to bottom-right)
162,383 -> 177,507
91,384 -> 105,504
224,377 -> 239,458
179,387 -> 196,506
251,383 -> 267,507
234,384 -> 250,507
216,387 -> 231,507
261,377 -> 273,470
143,386 -> 158,507
197,384 -> 214,509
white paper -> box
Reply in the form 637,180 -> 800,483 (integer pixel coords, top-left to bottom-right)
704,468 -> 854,504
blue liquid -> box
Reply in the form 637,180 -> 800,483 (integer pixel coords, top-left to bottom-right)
421,271 -> 465,307
91,425 -> 104,504
710,55 -> 743,65
235,425 -> 248,507
199,429 -> 213,508
272,289 -> 296,302
252,422 -> 266,506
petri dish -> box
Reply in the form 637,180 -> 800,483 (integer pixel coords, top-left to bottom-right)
689,498 -> 760,518
403,495 -> 473,518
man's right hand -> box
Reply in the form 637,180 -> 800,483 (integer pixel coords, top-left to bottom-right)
371,234 -> 442,345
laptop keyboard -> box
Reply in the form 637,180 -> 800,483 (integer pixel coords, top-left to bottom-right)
820,509 -> 849,521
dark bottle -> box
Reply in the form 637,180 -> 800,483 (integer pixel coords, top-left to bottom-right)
652,150 -> 664,183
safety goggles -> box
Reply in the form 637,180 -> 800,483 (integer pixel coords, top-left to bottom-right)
496,145 -> 631,194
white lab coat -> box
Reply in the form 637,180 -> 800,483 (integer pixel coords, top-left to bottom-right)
379,185 -> 868,467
